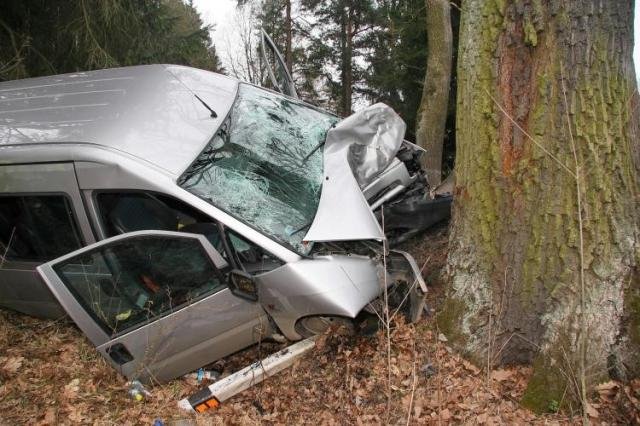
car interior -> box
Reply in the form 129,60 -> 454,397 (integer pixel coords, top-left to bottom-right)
96,191 -> 281,275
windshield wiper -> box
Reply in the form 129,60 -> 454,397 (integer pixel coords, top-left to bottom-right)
301,123 -> 336,165
194,94 -> 218,118
301,140 -> 325,164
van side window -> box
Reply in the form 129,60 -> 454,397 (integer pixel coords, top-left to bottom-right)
0,195 -> 83,263
96,192 -> 226,257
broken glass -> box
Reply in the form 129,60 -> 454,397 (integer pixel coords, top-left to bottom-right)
179,84 -> 338,254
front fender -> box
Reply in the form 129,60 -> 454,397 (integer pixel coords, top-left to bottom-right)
255,255 -> 384,340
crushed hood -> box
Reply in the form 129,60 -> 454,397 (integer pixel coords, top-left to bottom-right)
304,103 -> 406,242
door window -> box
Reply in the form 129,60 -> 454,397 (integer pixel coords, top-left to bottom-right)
95,191 -> 282,276
53,234 -> 226,336
0,195 -> 83,263
226,230 -> 283,275
96,192 -> 227,256
96,192 -> 209,236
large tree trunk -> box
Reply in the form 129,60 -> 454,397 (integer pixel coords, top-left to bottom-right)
440,0 -> 640,413
416,0 -> 453,187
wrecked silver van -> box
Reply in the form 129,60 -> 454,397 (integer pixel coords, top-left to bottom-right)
0,64 -> 434,383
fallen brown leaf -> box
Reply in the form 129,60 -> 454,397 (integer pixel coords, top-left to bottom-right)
490,369 -> 513,382
63,378 -> 80,400
440,408 -> 451,421
595,381 -> 619,391
462,359 -> 480,375
585,402 -> 599,418
39,408 -> 56,425
2,356 -> 24,374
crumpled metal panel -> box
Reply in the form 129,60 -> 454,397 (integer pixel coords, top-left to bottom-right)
255,254 -> 384,340
304,103 -> 406,242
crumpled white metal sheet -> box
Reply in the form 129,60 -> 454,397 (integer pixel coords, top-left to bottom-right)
304,103 -> 406,242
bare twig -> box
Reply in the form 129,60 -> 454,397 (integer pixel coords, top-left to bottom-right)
405,334 -> 418,426
559,62 -> 588,424
485,89 -> 576,177
486,301 -> 493,385
381,206 -> 392,423
0,227 -> 16,269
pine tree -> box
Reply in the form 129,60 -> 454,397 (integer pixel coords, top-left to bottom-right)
0,0 -> 224,81
299,0 -> 377,116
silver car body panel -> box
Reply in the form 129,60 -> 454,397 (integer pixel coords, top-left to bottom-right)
37,230 -> 272,383
255,254 -> 384,340
304,103 -> 406,242
0,64 -> 238,177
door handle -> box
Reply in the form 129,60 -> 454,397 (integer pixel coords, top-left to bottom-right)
106,343 -> 134,365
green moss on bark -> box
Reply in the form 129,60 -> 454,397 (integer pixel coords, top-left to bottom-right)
436,297 -> 468,347
524,20 -> 538,46
447,0 -> 639,412
627,290 -> 640,347
521,356 -> 569,413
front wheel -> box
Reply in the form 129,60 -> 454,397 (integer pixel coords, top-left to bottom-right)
294,312 -> 379,338
295,316 -> 355,338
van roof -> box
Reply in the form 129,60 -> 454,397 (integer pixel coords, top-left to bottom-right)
0,65 -> 239,176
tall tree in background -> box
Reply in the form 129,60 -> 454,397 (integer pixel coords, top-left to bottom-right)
0,0 -> 223,81
300,0 -> 376,116
338,1 -> 353,115
441,0 -> 639,413
246,0 -> 292,72
285,0 -> 293,71
415,0 -> 452,186
231,0 -> 444,137
363,0 -> 458,154
360,1 -> 415,123
234,0 -> 321,100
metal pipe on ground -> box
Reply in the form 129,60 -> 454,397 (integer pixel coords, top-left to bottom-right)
178,337 -> 317,413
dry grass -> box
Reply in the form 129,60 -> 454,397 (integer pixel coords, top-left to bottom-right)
0,225 -> 636,425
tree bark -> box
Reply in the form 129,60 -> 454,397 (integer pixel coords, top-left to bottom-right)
440,0 -> 640,413
416,0 -> 453,187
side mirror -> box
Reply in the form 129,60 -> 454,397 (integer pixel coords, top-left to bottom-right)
228,269 -> 258,301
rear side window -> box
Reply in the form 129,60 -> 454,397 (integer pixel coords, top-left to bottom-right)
0,195 -> 83,263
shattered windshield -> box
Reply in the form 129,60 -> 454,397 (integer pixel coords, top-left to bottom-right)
178,84 -> 338,254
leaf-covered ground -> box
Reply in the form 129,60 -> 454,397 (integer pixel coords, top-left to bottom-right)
0,225 -> 638,424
